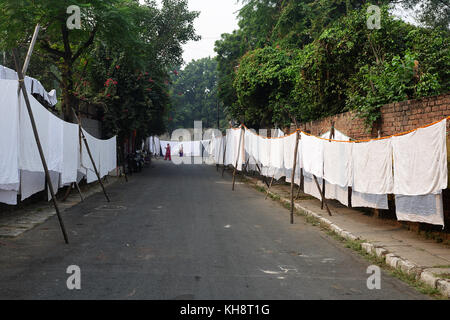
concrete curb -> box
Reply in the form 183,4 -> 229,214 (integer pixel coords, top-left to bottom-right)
247,176 -> 449,298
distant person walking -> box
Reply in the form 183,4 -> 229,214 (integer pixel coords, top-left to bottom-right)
164,143 -> 172,161
179,144 -> 184,157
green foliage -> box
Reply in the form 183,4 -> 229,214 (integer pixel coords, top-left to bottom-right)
168,57 -> 226,131
234,46 -> 296,128
0,0 -> 199,139
216,1 -> 449,129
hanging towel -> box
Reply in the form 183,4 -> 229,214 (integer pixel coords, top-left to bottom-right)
301,133 -> 324,178
303,171 -> 323,200
269,137 -> 284,169
395,193 -> 444,227
0,80 -> 20,191
0,190 -> 17,205
325,184 -> 348,207
352,139 -> 393,195
392,119 -> 447,196
283,133 -> 298,170
351,191 -> 389,210
323,141 -> 353,188
61,122 -> 80,185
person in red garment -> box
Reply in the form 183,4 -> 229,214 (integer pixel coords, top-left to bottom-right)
164,143 -> 172,161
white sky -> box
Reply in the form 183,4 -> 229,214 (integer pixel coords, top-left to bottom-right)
181,0 -> 241,64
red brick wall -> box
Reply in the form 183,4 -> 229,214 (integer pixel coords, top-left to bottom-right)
295,93 -> 450,139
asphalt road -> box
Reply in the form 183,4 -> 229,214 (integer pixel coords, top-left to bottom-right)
0,159 -> 427,300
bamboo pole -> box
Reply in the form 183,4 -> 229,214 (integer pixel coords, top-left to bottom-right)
74,182 -> 84,202
222,137 -> 227,177
265,175 -> 275,200
290,131 -> 300,224
22,24 -> 40,75
12,49 -> 69,244
72,109 -> 110,202
232,127 -> 244,191
313,175 -> 332,216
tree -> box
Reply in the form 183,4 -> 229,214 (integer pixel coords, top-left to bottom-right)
168,57 -> 226,131
0,0 -> 199,122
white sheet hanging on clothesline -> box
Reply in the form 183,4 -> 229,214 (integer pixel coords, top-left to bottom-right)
301,133 -> 324,178
392,119 -> 447,196
395,193 -> 444,227
352,139 -> 393,195
0,65 -> 58,106
0,80 -> 20,193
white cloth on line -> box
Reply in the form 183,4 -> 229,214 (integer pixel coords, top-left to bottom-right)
0,65 -> 58,106
0,80 -> 20,190
47,112 -> 63,173
18,91 -> 49,173
351,191 -> 389,210
392,119 -> 447,196
269,137 -> 284,169
0,190 -> 17,205
47,171 -> 60,201
325,182 -> 349,207
283,133 -> 299,170
61,122 -> 80,185
321,129 -> 350,141
20,170 -> 45,201
323,141 -> 353,188
303,172 -> 323,201
301,133 -> 324,178
352,139 -> 393,195
395,193 -> 445,227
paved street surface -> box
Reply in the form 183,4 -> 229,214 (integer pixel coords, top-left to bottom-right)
0,160 -> 427,300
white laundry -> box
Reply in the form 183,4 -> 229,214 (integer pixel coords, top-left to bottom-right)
395,193 -> 445,227
283,133 -> 299,170
392,119 -> 447,196
0,190 -> 17,205
47,112 -> 63,173
303,171 -> 323,200
269,138 -> 284,169
20,171 -> 45,201
352,139 -> 393,195
61,122 -> 80,186
0,65 -> 58,106
47,171 -> 60,201
18,91 -> 49,173
351,191 -> 389,210
301,133 -> 324,178
321,129 -> 351,141
323,141 -> 353,188
225,129 -> 244,170
325,182 -> 349,207
0,80 -> 20,191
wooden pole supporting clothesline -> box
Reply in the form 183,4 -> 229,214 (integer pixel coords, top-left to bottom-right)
290,131 -> 300,224
72,109 -> 111,203
265,175 -> 275,200
12,46 -> 70,244
232,127 -> 244,191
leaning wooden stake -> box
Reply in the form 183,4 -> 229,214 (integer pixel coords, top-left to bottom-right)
72,109 -> 110,203
313,175 -> 332,216
12,48 -> 69,244
265,175 -> 275,200
232,127 -> 244,191
222,137 -> 227,177
290,131 -> 300,224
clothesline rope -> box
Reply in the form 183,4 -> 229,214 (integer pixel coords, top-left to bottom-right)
236,116 -> 450,144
